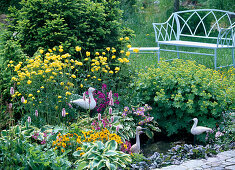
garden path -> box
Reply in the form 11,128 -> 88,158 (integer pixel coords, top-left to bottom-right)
154,149 -> 235,170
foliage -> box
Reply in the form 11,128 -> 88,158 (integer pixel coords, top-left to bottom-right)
134,60 -> 234,138
7,0 -> 133,57
73,140 -> 132,169
0,0 -> 21,14
206,0 -> 235,12
0,124 -> 71,169
8,45 -> 130,125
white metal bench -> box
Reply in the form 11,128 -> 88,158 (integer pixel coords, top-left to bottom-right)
153,9 -> 235,69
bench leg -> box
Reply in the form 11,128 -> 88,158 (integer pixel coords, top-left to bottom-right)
214,49 -> 217,70
232,48 -> 235,68
176,46 -> 180,59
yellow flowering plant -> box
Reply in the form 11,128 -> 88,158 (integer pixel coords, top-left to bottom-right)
9,44 -> 132,126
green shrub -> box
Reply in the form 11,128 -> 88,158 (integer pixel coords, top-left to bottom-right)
134,60 -> 234,137
7,0 -> 133,57
0,0 -> 21,14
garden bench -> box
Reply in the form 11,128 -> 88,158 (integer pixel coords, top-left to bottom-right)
153,9 -> 235,69
128,47 -> 160,62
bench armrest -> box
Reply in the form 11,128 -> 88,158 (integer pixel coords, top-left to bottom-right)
153,14 -> 178,42
217,25 -> 235,47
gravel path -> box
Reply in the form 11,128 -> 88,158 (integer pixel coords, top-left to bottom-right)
154,149 -> 235,170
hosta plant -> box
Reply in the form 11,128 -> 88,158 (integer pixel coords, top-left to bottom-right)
73,140 -> 132,170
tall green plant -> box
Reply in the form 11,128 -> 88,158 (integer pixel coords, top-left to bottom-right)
7,0 -> 132,57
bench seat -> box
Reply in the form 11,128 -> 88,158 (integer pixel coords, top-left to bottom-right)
158,40 -> 233,49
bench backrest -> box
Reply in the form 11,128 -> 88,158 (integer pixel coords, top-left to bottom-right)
153,9 -> 235,43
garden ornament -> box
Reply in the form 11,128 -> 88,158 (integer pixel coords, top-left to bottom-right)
191,118 -> 212,145
130,126 -> 146,154
70,87 -> 96,110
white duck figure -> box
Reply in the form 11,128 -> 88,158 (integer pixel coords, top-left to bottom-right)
70,87 -> 96,110
130,126 -> 146,154
191,118 -> 212,144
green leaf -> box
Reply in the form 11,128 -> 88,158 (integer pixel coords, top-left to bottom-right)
103,150 -> 117,157
76,161 -> 87,170
105,140 -> 117,151
97,141 -> 105,150
145,129 -> 154,138
73,151 -> 82,157
1,130 -> 8,137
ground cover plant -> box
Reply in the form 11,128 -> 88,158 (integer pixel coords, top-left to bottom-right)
0,0 -> 235,169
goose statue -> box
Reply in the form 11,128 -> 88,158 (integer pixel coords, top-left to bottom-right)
130,126 -> 146,154
191,118 -> 212,144
70,87 -> 96,110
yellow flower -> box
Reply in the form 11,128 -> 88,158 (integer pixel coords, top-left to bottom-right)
80,152 -> 85,156
126,51 -> 130,56
46,53 -> 50,57
92,76 -> 96,79
60,82 -> 64,86
84,58 -> 89,61
41,86 -> 44,89
9,60 -> 14,64
27,80 -> 32,84
84,79 -> 87,81
112,49 -> 116,53
109,70 -> 114,74
61,149 -> 65,153
133,48 -> 139,53
87,75 -> 91,77
23,100 -> 27,104
65,91 -> 72,96
55,106 -> 58,110
71,74 -> 76,78
112,55 -> 116,59
98,78 -> 101,81
54,146 -> 58,151
127,44 -> 131,48
39,49 -> 44,54
37,90 -> 40,93
119,37 -> 124,41
75,46 -> 81,52
28,94 -> 33,97
102,52 -> 105,55
120,50 -> 124,53
58,96 -> 62,99
76,147 -> 82,151
95,52 -> 99,55
48,49 -> 52,52
125,37 -> 129,40
115,67 -> 120,71
59,48 -> 63,52
59,45 -> 63,49
118,58 -> 124,63
86,51 -> 90,57
62,142 -> 66,148
80,84 -> 83,88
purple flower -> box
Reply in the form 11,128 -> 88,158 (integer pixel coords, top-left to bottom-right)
41,140 -> 46,145
10,87 -> 14,95
35,110 -> 38,117
102,84 -> 107,91
114,93 -> 118,98
62,108 -> 66,117
114,100 -> 119,105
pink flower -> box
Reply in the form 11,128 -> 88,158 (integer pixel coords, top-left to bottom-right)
83,92 -> 86,101
108,90 -> 112,99
21,96 -> 25,103
10,87 -> 14,95
111,116 -> 114,123
8,103 -> 13,109
35,110 -> 38,117
62,108 -> 66,117
98,113 -> 101,121
27,116 -> 31,123
109,98 -> 114,106
109,107 -> 112,114
116,125 -> 120,132
215,131 -> 224,138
